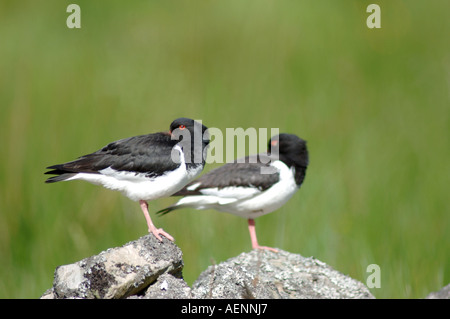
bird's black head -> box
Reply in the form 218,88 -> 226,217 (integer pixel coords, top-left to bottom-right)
170,118 -> 210,166
268,133 -> 309,169
170,118 -> 209,144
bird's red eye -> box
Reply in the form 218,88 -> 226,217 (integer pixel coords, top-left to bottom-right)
179,125 -> 186,130
271,140 -> 278,146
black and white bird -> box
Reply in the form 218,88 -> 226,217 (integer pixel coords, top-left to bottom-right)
157,133 -> 309,251
45,118 -> 209,241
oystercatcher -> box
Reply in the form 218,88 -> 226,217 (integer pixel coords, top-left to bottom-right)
45,118 -> 209,241
157,133 -> 308,251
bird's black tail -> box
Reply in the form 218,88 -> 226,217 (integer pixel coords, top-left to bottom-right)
44,165 -> 76,183
156,205 -> 183,216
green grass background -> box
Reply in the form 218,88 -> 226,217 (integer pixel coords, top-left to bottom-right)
0,0 -> 448,298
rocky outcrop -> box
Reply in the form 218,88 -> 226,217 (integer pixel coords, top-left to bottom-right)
41,235 -> 183,299
41,234 -> 375,299
426,284 -> 450,299
191,249 -> 374,299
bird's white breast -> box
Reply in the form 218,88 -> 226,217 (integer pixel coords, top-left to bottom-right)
226,160 -> 298,218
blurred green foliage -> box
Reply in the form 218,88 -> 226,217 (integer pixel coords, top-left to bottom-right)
0,0 -> 448,298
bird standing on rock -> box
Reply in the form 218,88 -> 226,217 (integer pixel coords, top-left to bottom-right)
45,118 -> 210,241
158,133 -> 309,252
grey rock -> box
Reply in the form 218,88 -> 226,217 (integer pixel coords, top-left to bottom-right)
130,273 -> 192,299
191,249 -> 375,299
40,288 -> 54,299
41,235 -> 376,299
425,283 -> 450,299
43,235 -> 183,299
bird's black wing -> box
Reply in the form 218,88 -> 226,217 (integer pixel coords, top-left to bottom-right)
45,132 -> 180,182
174,153 -> 280,196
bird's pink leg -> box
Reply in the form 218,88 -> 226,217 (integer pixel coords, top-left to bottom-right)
248,219 -> 278,252
140,200 -> 174,242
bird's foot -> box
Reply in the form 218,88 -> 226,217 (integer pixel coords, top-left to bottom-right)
149,226 -> 175,242
253,245 -> 278,253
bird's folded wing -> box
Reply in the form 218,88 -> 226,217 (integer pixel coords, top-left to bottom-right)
174,156 -> 280,199
46,133 -> 180,177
